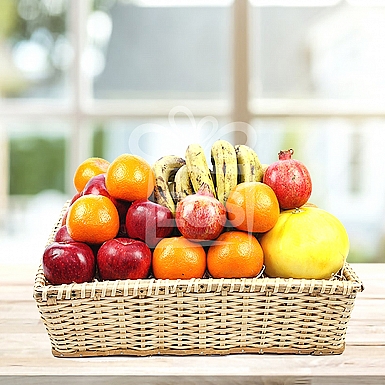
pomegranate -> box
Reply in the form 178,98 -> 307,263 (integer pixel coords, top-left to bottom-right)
263,149 -> 312,209
175,183 -> 226,242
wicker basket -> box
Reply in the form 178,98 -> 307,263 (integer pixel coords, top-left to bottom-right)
34,204 -> 364,357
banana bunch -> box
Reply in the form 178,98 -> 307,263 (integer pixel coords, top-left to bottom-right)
235,144 -> 264,183
152,155 -> 186,214
185,143 -> 216,197
184,140 -> 263,205
152,141 -> 264,212
174,165 -> 194,202
210,140 -> 238,205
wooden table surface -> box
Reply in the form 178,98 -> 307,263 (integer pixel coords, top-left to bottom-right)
1,263 -> 384,384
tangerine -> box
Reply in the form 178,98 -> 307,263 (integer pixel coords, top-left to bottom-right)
207,231 -> 264,278
152,236 -> 206,280
226,182 -> 279,233
105,154 -> 155,202
73,157 -> 110,192
66,195 -> 119,244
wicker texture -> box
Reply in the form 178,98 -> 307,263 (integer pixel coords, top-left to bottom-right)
34,204 -> 363,357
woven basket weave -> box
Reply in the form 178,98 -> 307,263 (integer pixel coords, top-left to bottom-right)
34,203 -> 363,357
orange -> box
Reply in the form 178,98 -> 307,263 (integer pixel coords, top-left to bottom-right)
225,182 -> 279,233
105,154 -> 155,202
207,231 -> 264,278
73,157 -> 110,192
152,237 -> 206,280
66,195 -> 119,244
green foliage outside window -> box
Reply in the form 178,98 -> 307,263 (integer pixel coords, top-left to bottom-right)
92,126 -> 106,159
9,136 -> 66,195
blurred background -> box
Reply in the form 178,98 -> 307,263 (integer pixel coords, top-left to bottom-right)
1,0 -> 385,266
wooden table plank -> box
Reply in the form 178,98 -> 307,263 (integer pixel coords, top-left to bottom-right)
1,346 -> 385,376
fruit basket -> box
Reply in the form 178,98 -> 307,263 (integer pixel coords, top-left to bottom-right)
34,203 -> 364,358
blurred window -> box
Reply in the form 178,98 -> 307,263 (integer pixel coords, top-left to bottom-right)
93,4 -> 231,99
251,2 -> 385,100
0,0 -> 70,99
1,0 -> 385,264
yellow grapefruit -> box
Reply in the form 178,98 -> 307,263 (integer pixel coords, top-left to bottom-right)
260,206 -> 349,279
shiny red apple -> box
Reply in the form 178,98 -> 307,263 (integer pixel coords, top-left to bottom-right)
97,238 -> 151,280
42,242 -> 96,285
126,199 -> 174,248
70,191 -> 82,205
61,210 -> 69,226
54,225 -> 75,243
83,174 -> 111,197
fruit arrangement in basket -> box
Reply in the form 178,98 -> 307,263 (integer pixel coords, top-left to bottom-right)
42,140 -> 350,285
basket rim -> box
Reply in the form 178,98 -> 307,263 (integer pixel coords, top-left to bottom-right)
34,262 -> 363,302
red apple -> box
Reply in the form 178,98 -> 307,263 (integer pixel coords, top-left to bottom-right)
117,223 -> 128,238
70,191 -> 82,205
115,199 -> 131,224
42,242 -> 96,285
54,225 -> 75,243
83,173 -> 110,196
83,174 -> 131,223
61,209 -> 68,226
126,199 -> 174,248
97,238 -> 151,280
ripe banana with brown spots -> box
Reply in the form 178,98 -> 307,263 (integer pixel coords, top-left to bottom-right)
185,143 -> 216,196
235,144 -> 264,183
211,140 -> 238,206
174,165 -> 194,202
168,180 -> 177,204
152,155 -> 185,214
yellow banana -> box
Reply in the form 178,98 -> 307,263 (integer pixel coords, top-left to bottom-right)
211,140 -> 238,205
168,181 -> 177,204
251,149 -> 264,182
185,144 -> 216,196
152,155 -> 185,214
235,144 -> 264,183
174,165 -> 194,202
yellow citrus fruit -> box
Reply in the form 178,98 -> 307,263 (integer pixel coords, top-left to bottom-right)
105,154 -> 155,202
66,195 -> 119,244
260,207 -> 349,279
